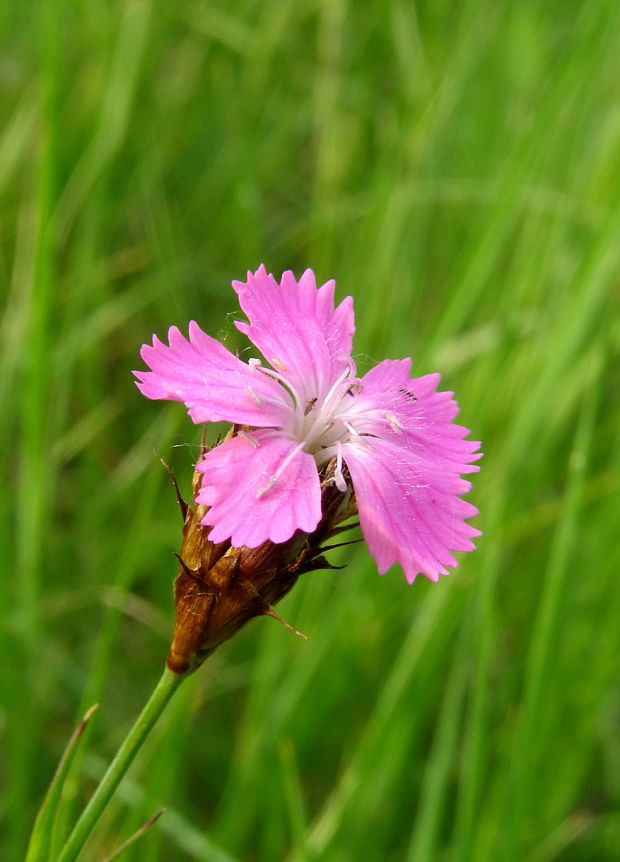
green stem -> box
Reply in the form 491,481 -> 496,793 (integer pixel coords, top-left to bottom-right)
56,665 -> 185,862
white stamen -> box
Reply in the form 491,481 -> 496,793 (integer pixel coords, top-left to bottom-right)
334,442 -> 347,492
256,475 -> 278,499
321,366 -> 359,414
238,430 -> 260,448
254,363 -> 305,417
301,366 -> 359,448
386,411 -> 404,432
245,387 -> 263,407
355,436 -> 375,452
255,441 -> 306,500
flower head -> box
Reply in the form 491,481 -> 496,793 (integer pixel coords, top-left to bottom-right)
135,265 -> 481,584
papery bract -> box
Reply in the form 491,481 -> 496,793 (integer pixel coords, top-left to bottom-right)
135,265 -> 481,583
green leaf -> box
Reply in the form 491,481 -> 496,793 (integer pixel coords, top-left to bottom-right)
25,704 -> 98,862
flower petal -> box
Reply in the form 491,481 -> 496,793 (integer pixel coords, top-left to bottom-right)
195,430 -> 322,548
343,435 -> 481,583
232,265 -> 355,403
134,322 -> 292,426
346,359 -> 482,473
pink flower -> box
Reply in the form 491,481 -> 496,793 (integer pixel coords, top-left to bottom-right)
135,266 -> 481,583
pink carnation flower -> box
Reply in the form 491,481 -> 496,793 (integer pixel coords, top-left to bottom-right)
135,265 -> 481,583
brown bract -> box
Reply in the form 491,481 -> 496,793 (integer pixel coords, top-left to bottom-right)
166,448 -> 357,675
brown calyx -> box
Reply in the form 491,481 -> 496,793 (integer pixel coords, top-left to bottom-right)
165,453 -> 357,675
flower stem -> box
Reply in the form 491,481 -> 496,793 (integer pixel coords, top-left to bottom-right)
56,665 -> 185,862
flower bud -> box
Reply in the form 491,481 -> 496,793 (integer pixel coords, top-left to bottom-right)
166,453 -> 356,674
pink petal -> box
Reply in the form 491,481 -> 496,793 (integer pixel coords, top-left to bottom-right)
351,359 -> 482,473
134,322 -> 292,427
232,265 -> 355,403
342,436 -> 481,583
195,430 -> 322,548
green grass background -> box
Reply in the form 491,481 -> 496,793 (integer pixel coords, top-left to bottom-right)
2,1 -> 620,859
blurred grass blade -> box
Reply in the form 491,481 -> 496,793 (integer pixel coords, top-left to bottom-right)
498,354 -> 602,860
25,705 -> 98,862
101,809 -> 165,862
279,740 -> 311,862
406,634 -> 468,862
